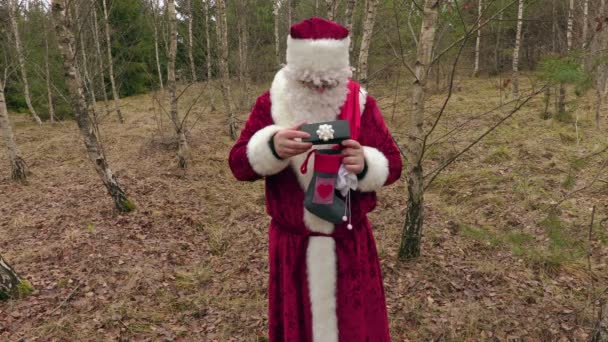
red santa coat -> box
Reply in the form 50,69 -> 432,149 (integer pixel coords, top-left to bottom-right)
229,70 -> 402,342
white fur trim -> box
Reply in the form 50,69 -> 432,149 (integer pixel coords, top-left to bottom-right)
359,88 -> 367,114
303,208 -> 335,234
307,237 -> 339,342
357,146 -> 390,192
246,125 -> 289,176
286,35 -> 350,80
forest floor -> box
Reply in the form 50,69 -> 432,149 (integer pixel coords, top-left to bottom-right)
1,75 -> 607,341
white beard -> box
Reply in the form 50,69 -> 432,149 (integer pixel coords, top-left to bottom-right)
270,68 -> 349,127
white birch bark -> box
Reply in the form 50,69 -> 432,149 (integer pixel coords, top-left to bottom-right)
167,0 -> 190,168
473,0 -> 482,77
399,0 -> 441,260
204,0 -> 212,81
326,0 -> 337,20
582,0 -> 589,49
51,0 -> 133,212
357,0 -> 379,86
102,0 -> 124,123
512,0 -> 523,99
558,0 -> 574,113
8,0 -> 42,125
187,0 -> 197,82
92,6 -> 109,107
44,15 -> 55,123
152,0 -> 164,90
345,0 -> 357,54
273,0 -> 281,68
0,79 -> 27,181
0,254 -> 29,300
215,0 -> 236,139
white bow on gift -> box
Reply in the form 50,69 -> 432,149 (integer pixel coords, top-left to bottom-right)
316,124 -> 335,142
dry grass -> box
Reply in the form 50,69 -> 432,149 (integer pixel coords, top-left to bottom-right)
0,75 -> 607,341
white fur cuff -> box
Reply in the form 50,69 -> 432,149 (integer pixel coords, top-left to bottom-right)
246,125 -> 289,176
357,146 -> 390,192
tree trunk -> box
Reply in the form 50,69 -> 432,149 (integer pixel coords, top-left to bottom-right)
357,0 -> 379,86
557,0 -> 574,114
92,6 -> 110,108
591,302 -> 608,342
0,254 -> 31,301
473,0 -> 482,77
187,0 -> 197,82
326,0 -> 337,20
204,0 -> 212,81
345,0 -> 357,55
51,0 -> 134,213
582,0 -> 589,50
8,0 -> 42,125
44,16 -> 56,123
102,0 -> 124,123
399,0 -> 440,260
273,0 -> 281,68
216,0 -> 237,139
288,0 -> 292,28
0,80 -> 28,182
152,0 -> 164,90
167,0 -> 190,169
237,0 -> 249,83
494,1 -> 503,74
512,0 -> 523,99
78,6 -> 97,114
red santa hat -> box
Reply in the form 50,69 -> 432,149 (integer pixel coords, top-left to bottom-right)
286,17 -> 352,83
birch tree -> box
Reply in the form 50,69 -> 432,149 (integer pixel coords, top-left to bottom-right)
588,12 -> 608,128
557,0 -> 574,113
167,0 -> 190,168
150,0 -> 164,90
102,0 -> 124,123
187,0 -> 197,82
399,0 -> 440,259
203,0 -> 212,81
582,0 -> 589,50
357,0 -> 380,86
44,14 -> 55,123
215,0 -> 237,139
473,0 -> 482,77
512,0 -> 523,99
0,254 -> 32,301
8,0 -> 42,125
51,0 -> 134,212
326,0 -> 338,20
0,79 -> 27,182
273,0 -> 281,68
92,6 -> 109,106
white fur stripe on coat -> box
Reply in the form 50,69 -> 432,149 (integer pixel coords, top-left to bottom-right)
246,125 -> 289,176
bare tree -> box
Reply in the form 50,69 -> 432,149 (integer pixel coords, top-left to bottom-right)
473,0 -> 482,77
215,0 -> 237,139
512,0 -> 523,98
582,0 -> 589,50
187,0 -> 197,82
357,0 -> 379,86
326,0 -> 338,20
92,5 -> 110,107
102,0 -> 124,123
151,0 -> 164,90
0,253 -> 31,300
51,0 -> 134,212
203,0 -> 212,81
0,78 -> 27,182
273,0 -> 281,68
399,0 -> 441,260
588,12 -> 608,128
237,0 -> 249,84
345,0 -> 357,54
8,0 -> 42,125
557,0 -> 574,113
44,13 -> 55,123
167,0 -> 190,168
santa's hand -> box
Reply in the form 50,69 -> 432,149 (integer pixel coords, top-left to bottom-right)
273,122 -> 313,159
341,139 -> 365,174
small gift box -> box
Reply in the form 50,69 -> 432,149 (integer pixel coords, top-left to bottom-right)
300,120 -> 351,145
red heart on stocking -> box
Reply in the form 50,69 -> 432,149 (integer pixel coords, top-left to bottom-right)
316,184 -> 333,199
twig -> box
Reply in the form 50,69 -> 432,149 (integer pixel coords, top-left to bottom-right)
47,282 -> 82,316
552,157 -> 608,209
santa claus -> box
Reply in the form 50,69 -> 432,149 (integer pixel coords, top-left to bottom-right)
229,17 -> 402,342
